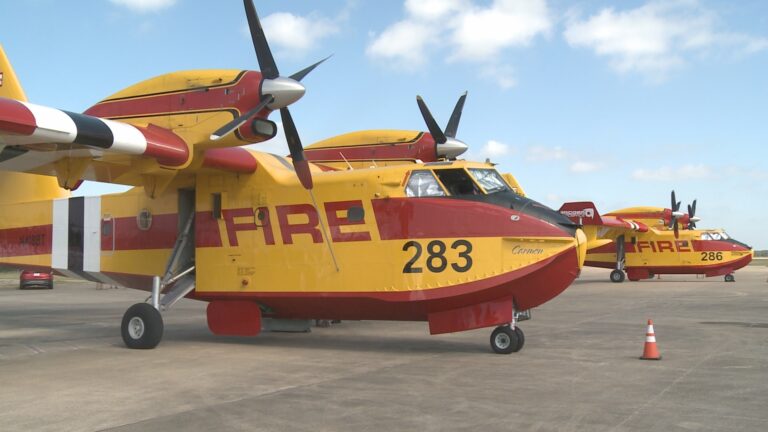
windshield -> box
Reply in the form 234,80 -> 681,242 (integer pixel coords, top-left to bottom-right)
405,170 -> 446,197
468,168 -> 510,193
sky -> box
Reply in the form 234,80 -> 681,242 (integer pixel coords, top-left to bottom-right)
1,0 -> 766,248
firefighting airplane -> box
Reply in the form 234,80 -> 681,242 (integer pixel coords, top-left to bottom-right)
0,1 -> 587,354
559,191 -> 752,283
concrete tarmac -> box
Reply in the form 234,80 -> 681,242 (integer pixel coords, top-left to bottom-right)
1,267 -> 767,431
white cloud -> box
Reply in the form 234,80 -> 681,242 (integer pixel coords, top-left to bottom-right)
450,0 -> 552,61
262,12 -> 339,54
405,0 -> 467,21
482,140 -> 510,157
525,145 -> 568,162
564,0 -> 768,80
366,20 -> 437,67
464,139 -> 513,163
632,164 -> 713,181
367,0 -> 551,87
569,161 -> 602,173
109,0 -> 176,13
481,64 -> 517,89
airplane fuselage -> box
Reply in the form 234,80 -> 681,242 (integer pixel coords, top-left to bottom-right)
0,158 -> 585,335
584,226 -> 752,280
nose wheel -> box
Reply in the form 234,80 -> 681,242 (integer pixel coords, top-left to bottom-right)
490,325 -> 525,354
610,269 -> 625,283
724,274 -> 735,282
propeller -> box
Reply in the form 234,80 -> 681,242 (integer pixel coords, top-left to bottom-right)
687,199 -> 699,229
416,94 -> 469,160
668,190 -> 684,238
211,0 -> 330,191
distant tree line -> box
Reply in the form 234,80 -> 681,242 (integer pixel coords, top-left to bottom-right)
756,250 -> 768,257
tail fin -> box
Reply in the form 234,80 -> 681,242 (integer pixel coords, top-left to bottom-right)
0,44 -> 68,204
0,44 -> 28,101
558,202 -> 603,225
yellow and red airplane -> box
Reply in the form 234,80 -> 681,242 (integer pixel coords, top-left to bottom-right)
0,1 -> 587,354
558,191 -> 752,283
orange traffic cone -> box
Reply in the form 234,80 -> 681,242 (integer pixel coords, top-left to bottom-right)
640,319 -> 662,360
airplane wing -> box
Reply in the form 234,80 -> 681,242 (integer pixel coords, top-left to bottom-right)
0,45 -> 281,195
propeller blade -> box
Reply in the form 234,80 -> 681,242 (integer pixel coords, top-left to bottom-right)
289,55 -> 332,82
210,96 -> 273,141
691,199 -> 697,217
280,107 -> 313,190
444,91 -> 467,139
674,222 -> 679,238
671,190 -> 676,211
243,0 -> 279,79
416,95 -> 447,145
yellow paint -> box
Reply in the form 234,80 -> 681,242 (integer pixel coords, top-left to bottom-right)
308,130 -> 423,149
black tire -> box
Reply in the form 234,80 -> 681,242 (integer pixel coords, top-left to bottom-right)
121,303 -> 164,349
647,273 -> 655,279
724,274 -> 735,283
610,270 -> 625,283
490,326 -> 520,354
513,326 -> 525,352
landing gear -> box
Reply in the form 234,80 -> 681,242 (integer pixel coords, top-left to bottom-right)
121,303 -> 164,349
611,234 -> 626,283
610,269 -> 625,283
724,274 -> 735,283
490,325 -> 524,354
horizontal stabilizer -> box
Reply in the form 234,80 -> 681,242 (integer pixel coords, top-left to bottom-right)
559,202 -> 602,225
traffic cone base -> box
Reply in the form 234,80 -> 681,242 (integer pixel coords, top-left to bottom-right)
640,319 -> 662,360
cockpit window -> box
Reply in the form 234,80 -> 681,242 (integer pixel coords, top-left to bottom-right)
434,169 -> 481,196
702,231 -> 729,241
405,170 -> 446,197
468,169 -> 510,193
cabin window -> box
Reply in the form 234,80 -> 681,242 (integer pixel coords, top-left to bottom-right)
434,169 -> 480,196
137,209 -> 152,231
468,169 -> 510,194
347,206 -> 365,222
212,193 -> 222,219
405,171 -> 446,197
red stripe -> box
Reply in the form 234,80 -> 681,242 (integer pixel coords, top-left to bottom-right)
0,225 -> 52,257
372,198 -> 567,240
137,124 -> 189,166
587,242 -> 617,254
305,133 -> 436,163
109,214 -> 178,250
195,211 -> 223,247
0,97 -> 37,135
83,72 -> 261,119
692,240 -> 750,252
202,148 -> 257,173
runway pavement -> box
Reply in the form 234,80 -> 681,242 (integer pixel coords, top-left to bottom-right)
1,267 -> 767,431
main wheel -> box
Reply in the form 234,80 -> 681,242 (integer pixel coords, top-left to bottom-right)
724,274 -> 735,283
513,326 -> 525,352
121,303 -> 164,349
610,269 -> 625,283
490,326 -> 521,354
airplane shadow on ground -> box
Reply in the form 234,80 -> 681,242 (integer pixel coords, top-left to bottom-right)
139,325 -> 493,355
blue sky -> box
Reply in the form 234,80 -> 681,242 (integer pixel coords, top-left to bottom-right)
1,0 -> 766,248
